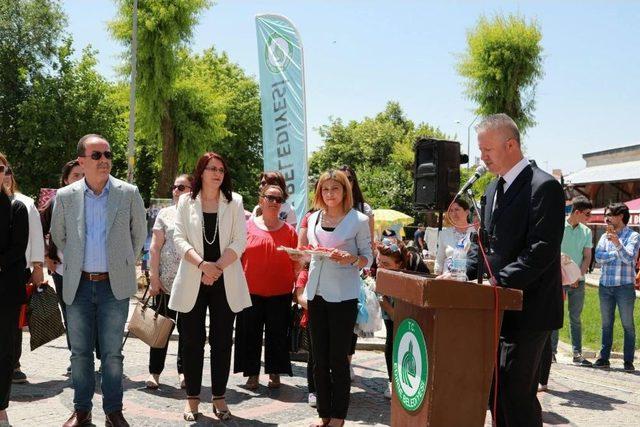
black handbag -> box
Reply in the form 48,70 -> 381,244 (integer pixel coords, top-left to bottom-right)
28,283 -> 66,350
288,304 -> 310,353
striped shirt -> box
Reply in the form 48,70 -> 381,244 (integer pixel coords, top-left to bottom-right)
595,226 -> 640,287
83,178 -> 111,272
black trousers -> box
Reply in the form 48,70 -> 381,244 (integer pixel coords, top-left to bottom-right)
1,306 -> 20,410
348,333 -> 357,356
52,272 -> 71,351
308,295 -> 358,420
179,282 -> 235,397
490,329 -> 550,427
384,319 -> 394,381
234,293 -> 292,376
538,334 -> 552,386
149,294 -> 183,375
307,327 -> 315,393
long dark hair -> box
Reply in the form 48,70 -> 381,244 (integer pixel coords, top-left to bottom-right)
338,165 -> 366,213
191,152 -> 233,203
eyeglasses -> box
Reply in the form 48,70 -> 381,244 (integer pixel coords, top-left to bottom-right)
262,195 -> 283,204
381,238 -> 400,253
80,150 -> 112,161
204,166 -> 225,174
171,184 -> 191,192
582,211 -> 592,217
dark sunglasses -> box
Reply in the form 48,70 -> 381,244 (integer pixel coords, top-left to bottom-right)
81,150 -> 113,161
262,195 -> 283,204
171,184 -> 191,192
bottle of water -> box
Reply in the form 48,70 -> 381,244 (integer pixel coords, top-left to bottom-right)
450,241 -> 468,282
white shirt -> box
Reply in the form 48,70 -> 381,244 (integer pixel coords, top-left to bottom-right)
493,157 -> 530,211
500,157 -> 530,192
12,193 -> 45,267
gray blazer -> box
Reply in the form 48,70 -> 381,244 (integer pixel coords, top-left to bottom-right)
51,176 -> 147,305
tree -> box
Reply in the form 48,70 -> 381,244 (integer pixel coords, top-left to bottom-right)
110,0 -> 212,196
310,102 -> 451,215
457,14 -> 543,134
12,44 -> 127,197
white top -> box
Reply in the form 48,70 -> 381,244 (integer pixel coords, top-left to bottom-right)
435,226 -> 474,275
500,157 -> 530,192
12,193 -> 44,268
251,202 -> 297,226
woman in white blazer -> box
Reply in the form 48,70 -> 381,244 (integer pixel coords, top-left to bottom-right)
169,152 -> 250,421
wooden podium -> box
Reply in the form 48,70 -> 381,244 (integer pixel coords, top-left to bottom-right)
376,269 -> 522,427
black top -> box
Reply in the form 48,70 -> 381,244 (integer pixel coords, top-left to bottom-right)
0,192 -> 30,306
203,212 -> 221,262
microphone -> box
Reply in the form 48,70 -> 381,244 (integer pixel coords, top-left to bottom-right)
456,165 -> 487,198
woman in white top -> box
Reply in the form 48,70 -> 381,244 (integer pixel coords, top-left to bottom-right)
145,174 -> 193,390
3,165 -> 45,383
250,171 -> 297,227
169,152 -> 250,421
294,169 -> 372,427
435,197 -> 474,275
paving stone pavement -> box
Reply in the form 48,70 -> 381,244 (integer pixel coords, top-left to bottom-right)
7,326 -> 640,426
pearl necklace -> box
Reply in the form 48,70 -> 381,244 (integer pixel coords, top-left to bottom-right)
203,213 -> 219,246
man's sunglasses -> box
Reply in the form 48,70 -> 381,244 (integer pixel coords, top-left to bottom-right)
81,150 -> 113,160
171,184 -> 191,192
262,195 -> 283,204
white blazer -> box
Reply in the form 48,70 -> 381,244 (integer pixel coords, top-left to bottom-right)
168,191 -> 251,313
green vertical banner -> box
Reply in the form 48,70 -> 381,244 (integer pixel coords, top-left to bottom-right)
256,14 -> 308,223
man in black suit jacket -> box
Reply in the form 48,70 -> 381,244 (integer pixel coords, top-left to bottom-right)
467,114 -> 565,427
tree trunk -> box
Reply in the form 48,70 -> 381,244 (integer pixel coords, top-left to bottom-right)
156,112 -> 178,197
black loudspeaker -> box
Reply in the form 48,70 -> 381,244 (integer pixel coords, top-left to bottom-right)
413,138 -> 462,211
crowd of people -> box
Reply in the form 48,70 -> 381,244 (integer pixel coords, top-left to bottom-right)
1,114 -> 640,427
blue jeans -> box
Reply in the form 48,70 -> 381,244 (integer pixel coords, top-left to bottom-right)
66,278 -> 129,413
551,280 -> 587,355
599,284 -> 636,363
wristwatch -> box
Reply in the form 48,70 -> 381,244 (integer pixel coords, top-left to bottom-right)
350,256 -> 359,266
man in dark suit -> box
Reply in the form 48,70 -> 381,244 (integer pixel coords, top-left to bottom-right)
467,114 -> 565,427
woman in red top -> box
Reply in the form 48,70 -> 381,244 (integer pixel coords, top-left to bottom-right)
234,184 -> 299,390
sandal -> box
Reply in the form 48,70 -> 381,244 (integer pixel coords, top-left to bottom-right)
267,374 -> 281,389
145,373 -> 160,389
308,418 -> 330,427
243,375 -> 259,391
212,396 -> 232,420
183,397 -> 200,421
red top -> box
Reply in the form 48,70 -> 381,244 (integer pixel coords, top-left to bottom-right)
300,211 -> 313,229
242,218 -> 298,296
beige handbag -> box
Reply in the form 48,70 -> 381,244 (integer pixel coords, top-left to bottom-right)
123,272 -> 175,349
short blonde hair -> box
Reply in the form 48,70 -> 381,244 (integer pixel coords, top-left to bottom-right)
313,170 -> 353,214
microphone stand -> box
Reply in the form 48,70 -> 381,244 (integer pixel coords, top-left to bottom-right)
467,188 -> 490,284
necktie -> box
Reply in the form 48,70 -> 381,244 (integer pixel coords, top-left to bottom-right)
494,177 -> 505,211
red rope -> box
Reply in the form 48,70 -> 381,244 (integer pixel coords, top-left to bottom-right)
445,198 -> 500,426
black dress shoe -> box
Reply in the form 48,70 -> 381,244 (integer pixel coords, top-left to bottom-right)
62,411 -> 92,427
105,410 -> 129,427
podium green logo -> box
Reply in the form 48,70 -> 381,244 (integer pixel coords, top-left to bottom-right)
393,318 -> 427,412
265,33 -> 293,73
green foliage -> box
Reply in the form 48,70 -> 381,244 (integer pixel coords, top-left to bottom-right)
310,102 -> 451,215
460,166 -> 494,199
457,14 -> 543,134
110,0 -> 213,195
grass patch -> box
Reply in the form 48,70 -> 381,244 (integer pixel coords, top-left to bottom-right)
558,285 -> 640,353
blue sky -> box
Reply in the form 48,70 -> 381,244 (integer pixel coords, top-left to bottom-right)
64,0 -> 640,175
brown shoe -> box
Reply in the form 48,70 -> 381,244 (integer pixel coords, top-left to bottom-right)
242,375 -> 259,390
267,374 -> 281,389
62,411 -> 92,427
105,410 -> 129,427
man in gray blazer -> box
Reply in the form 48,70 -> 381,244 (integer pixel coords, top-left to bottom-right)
51,134 -> 146,427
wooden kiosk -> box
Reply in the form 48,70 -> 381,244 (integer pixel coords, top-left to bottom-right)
376,270 -> 522,427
